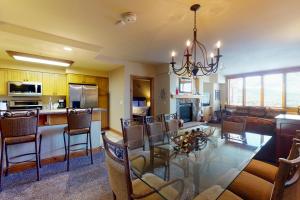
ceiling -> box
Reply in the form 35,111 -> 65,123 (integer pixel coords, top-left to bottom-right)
0,0 -> 300,74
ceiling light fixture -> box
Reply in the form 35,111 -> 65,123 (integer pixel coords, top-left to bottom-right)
169,4 -> 222,77
6,51 -> 73,67
63,46 -> 73,51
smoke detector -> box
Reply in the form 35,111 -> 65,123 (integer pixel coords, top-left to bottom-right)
116,12 -> 137,26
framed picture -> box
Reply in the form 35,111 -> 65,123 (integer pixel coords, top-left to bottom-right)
179,77 -> 192,93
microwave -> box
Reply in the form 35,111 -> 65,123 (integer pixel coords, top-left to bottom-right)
8,81 -> 42,96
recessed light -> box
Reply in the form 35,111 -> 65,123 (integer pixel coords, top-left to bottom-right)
63,47 -> 72,51
6,51 -> 74,67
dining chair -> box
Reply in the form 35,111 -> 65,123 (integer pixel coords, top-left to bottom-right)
221,116 -> 246,141
120,117 -> 165,176
162,113 -> 180,141
63,108 -> 93,171
0,109 -> 40,191
193,185 -> 242,200
145,115 -> 173,180
228,138 -> 300,200
244,137 -> 300,184
102,131 -> 183,200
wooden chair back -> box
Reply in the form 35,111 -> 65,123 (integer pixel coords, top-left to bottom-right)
221,116 -> 246,139
66,108 -> 93,130
271,139 -> 300,200
120,117 -> 145,150
102,132 -> 133,200
0,109 -> 39,138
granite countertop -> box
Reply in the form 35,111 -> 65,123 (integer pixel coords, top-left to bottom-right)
39,108 -> 107,115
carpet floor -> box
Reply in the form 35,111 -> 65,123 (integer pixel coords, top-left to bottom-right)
0,152 -> 113,200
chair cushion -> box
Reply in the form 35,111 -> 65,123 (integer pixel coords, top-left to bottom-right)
228,171 -> 273,200
4,134 -> 36,145
129,150 -> 166,176
193,185 -> 242,200
244,159 -> 278,183
132,173 -> 178,200
64,126 -> 89,135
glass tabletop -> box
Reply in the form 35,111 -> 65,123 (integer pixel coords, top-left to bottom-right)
133,126 -> 271,200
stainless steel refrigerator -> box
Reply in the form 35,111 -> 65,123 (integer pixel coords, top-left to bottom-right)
69,84 -> 98,108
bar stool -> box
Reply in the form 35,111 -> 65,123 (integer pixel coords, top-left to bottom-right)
63,108 -> 93,171
0,109 -> 40,191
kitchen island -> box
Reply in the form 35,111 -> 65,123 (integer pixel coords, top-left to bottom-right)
5,108 -> 107,167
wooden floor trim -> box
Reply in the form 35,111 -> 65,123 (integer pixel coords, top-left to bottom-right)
6,147 -> 103,175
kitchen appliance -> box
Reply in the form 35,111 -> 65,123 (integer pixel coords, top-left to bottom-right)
0,101 -> 7,110
69,84 -> 98,108
8,81 -> 42,96
58,99 -> 66,109
9,100 -> 43,110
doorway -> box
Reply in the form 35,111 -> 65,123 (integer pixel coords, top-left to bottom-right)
130,76 -> 154,118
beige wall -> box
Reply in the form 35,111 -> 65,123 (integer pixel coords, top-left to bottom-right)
108,66 -> 125,132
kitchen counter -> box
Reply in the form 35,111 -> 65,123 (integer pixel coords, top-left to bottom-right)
39,108 -> 107,115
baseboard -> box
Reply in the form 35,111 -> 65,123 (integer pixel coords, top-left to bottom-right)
108,128 -> 122,135
6,147 -> 103,175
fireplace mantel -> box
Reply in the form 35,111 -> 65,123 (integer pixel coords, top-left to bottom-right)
171,94 -> 202,99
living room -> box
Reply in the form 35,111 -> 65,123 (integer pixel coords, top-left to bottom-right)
0,0 -> 300,200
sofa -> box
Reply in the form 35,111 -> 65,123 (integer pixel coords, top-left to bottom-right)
224,105 -> 286,163
224,105 -> 286,135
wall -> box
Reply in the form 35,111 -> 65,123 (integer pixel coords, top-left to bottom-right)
108,66 -> 125,132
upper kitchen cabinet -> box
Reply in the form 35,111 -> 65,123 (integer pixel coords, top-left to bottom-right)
98,78 -> 109,95
7,70 -> 42,82
55,74 -> 67,96
0,69 -> 8,95
42,73 -> 67,96
67,74 -> 98,84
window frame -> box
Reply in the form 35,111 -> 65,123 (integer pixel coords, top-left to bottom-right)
226,67 -> 300,110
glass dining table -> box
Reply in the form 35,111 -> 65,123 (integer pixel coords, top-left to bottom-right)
132,125 -> 272,200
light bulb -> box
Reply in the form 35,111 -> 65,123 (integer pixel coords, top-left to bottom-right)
210,53 -> 214,58
171,51 -> 176,57
186,40 -> 191,47
216,41 -> 221,48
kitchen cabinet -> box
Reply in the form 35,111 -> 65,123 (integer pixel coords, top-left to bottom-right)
67,74 -> 98,84
42,73 -> 67,96
98,78 -> 109,95
7,70 -> 42,82
0,69 -> 7,95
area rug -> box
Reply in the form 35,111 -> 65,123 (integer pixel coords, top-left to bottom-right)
0,152 -> 113,200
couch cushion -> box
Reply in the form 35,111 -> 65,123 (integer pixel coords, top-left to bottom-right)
265,108 -> 286,119
233,106 -> 249,116
248,107 -> 266,117
246,117 -> 275,135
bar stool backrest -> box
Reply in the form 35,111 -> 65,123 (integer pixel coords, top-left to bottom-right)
67,108 -> 93,130
0,110 -> 39,138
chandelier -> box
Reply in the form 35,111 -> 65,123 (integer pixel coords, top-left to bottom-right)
169,4 -> 222,77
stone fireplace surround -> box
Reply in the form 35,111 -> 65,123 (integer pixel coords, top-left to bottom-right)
176,98 -> 201,122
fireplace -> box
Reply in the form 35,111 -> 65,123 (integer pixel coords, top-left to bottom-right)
179,103 -> 193,122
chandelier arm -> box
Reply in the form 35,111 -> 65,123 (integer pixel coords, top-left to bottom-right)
196,41 -> 210,69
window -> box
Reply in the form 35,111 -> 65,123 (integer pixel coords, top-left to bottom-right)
286,72 -> 300,107
179,78 -> 192,93
229,78 -> 243,105
245,76 -> 261,106
264,74 -> 283,107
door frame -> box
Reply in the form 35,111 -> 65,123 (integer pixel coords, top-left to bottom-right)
130,75 -> 155,117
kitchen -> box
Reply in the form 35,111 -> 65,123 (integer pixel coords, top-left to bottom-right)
0,66 -> 109,166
